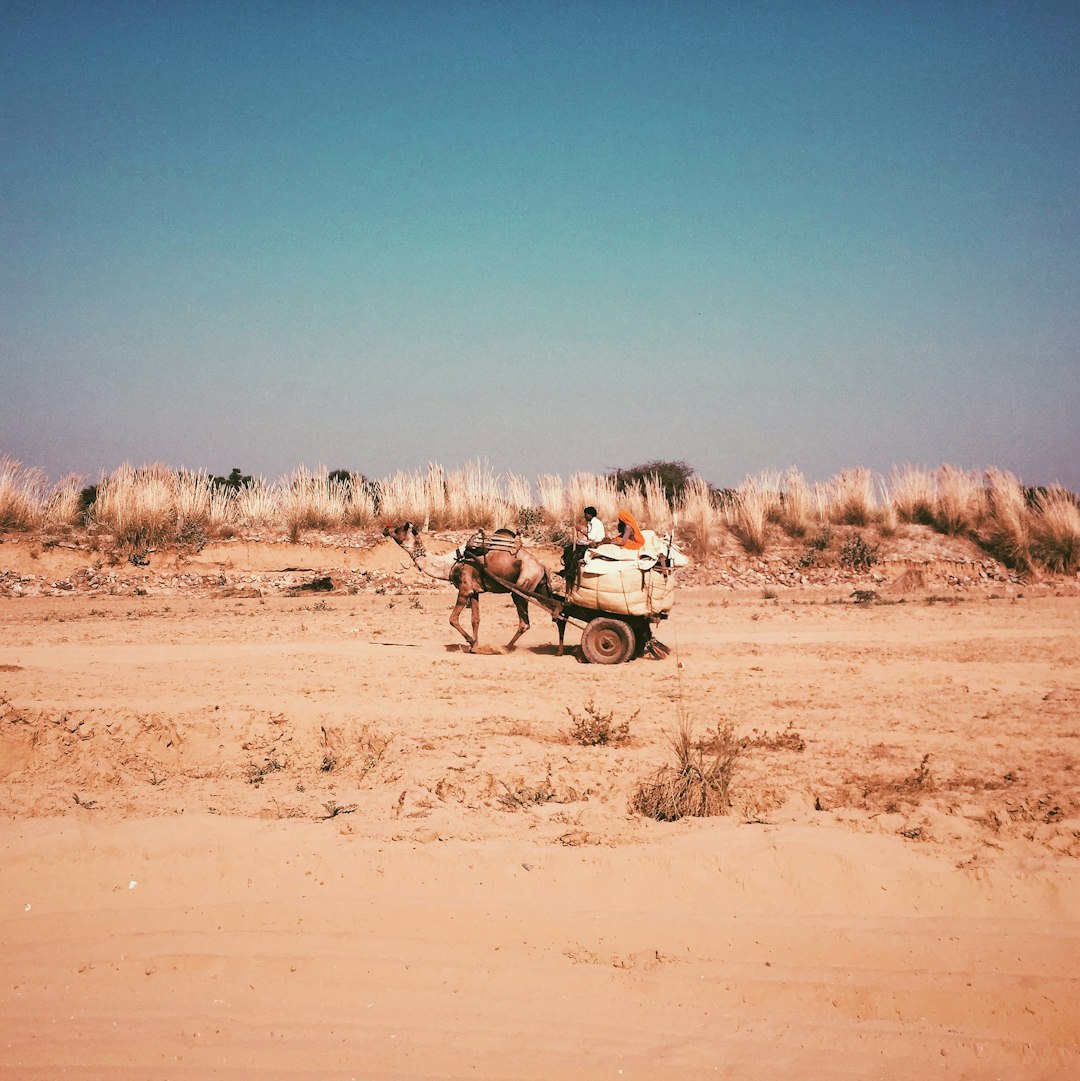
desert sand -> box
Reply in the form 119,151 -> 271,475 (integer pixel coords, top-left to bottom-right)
1,535 -> 1078,1080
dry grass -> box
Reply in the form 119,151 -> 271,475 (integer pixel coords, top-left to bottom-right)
444,460 -> 503,529
888,464 -> 936,524
277,465 -> 351,539
982,468 -> 1032,570
1029,487 -> 1080,573
677,475 -> 717,556
725,474 -> 778,555
91,463 -> 176,547
776,467 -> 817,536
933,465 -> 984,536
629,718 -> 743,821
0,457 -> 48,530
825,467 -> 877,526
4,454 -> 1079,575
563,701 -> 635,746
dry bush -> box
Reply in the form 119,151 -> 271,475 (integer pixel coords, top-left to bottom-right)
982,468 -> 1031,569
342,472 -> 377,527
777,467 -> 816,536
444,459 -> 506,529
564,701 -> 635,746
1029,486 -> 1080,573
536,473 -> 568,526
824,468 -> 877,526
91,463 -> 177,547
173,469 -> 215,530
173,469 -> 239,535
725,475 -> 778,555
505,471 -> 535,530
233,478 -> 276,529
877,489 -> 898,535
422,461 -> 446,528
0,456 -> 47,530
41,473 -> 85,527
744,723 -> 806,753
677,475 -> 718,556
641,473 -> 673,531
278,465 -> 350,539
889,464 -> 936,524
378,468 -> 428,526
829,753 -> 935,815
629,719 -> 743,821
246,753 -> 286,786
933,465 -> 983,535
497,764 -> 580,810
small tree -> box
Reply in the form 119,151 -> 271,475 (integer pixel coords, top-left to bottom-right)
607,460 -> 697,504
211,467 -> 254,492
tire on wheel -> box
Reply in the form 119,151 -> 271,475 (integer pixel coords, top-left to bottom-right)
580,617 -> 636,665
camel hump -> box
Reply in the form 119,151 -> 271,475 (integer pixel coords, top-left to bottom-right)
464,528 -> 522,557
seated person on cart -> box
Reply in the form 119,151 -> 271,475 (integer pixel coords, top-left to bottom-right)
612,509 -> 645,550
562,505 -> 606,591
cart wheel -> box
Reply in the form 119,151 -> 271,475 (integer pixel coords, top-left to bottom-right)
580,617 -> 636,665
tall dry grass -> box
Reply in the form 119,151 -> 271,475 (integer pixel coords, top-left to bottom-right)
825,467 -> 877,526
42,474 -> 85,527
982,468 -> 1031,569
378,468 -> 429,527
889,464 -> 936,524
933,465 -> 983,535
234,478 -> 277,528
277,465 -> 351,540
444,460 -> 504,529
677,476 -> 718,556
91,463 -> 177,546
0,456 -> 48,530
3,454 -> 1079,574
1029,487 -> 1080,573
725,474 -> 780,555
776,467 -> 817,536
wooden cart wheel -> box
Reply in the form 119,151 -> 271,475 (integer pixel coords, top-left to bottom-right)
580,617 -> 636,665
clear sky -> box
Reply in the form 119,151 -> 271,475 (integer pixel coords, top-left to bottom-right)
2,1 -> 1078,491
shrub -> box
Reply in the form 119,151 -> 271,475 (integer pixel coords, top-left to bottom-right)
211,467 -> 254,492
629,719 -> 743,821
839,533 -> 879,571
0,457 -> 47,530
726,475 -> 778,555
607,460 -> 697,505
1029,486 -> 1080,573
825,468 -> 877,526
90,463 -> 177,547
933,465 -> 982,536
777,467 -> 817,536
677,475 -> 717,556
981,468 -> 1031,570
278,464 -> 350,539
889,464 -> 936,525
564,701 -> 635,746
798,528 -> 833,568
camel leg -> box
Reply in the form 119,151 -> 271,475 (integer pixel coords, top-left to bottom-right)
506,595 -> 531,649
469,595 -> 481,648
449,591 -> 477,649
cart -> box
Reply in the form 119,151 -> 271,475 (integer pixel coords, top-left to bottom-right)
472,534 -> 685,664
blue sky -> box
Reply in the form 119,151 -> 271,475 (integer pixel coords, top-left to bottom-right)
3,1 -> 1078,491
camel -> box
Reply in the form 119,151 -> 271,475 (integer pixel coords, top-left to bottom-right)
386,523 -> 567,653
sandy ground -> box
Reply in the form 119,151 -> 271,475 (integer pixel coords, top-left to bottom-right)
1,539 -> 1078,1080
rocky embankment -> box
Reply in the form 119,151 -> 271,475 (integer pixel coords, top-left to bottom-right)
2,530 -> 1075,599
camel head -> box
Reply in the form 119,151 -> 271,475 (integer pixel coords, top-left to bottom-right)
385,521 -> 420,553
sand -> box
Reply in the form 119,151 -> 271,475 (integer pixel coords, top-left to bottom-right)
1,538 -> 1078,1079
